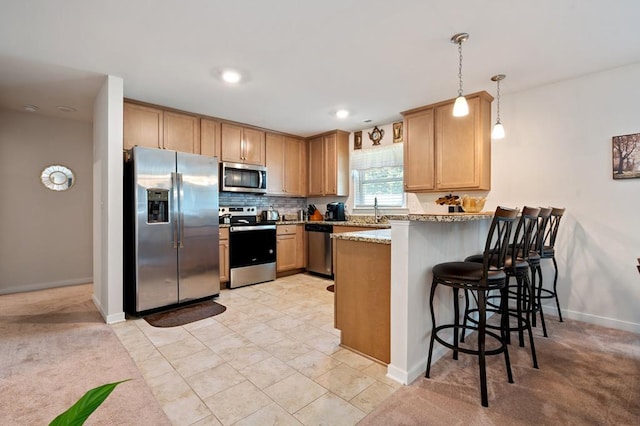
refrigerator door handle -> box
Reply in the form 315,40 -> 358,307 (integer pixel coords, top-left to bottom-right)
178,172 -> 185,248
171,172 -> 179,249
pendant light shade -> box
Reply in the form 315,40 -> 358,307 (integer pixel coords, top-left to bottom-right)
451,33 -> 469,117
453,96 -> 469,117
491,74 -> 506,139
492,122 -> 505,139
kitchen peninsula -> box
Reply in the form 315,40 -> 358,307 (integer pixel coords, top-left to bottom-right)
332,212 -> 493,385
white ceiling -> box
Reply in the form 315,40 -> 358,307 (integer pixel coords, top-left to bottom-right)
1,0 -> 640,136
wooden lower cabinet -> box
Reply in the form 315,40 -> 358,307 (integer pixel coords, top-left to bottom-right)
219,227 -> 229,283
334,238 -> 391,364
277,224 -> 305,273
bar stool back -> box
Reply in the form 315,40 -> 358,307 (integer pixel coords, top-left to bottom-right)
529,207 -> 551,336
539,207 -> 566,322
425,206 -> 519,407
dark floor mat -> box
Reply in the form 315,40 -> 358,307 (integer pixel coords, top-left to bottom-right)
144,300 -> 226,327
326,285 -> 335,292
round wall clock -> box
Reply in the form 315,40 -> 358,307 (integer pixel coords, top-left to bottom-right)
368,126 -> 384,145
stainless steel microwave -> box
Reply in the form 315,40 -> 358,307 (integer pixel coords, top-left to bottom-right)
220,162 -> 267,193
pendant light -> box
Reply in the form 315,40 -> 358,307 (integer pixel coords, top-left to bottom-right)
451,33 -> 469,117
491,74 -> 506,139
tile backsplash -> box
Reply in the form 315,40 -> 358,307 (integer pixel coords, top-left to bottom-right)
219,193 -> 307,216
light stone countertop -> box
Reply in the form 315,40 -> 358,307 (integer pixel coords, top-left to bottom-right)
331,228 -> 392,245
386,212 -> 493,222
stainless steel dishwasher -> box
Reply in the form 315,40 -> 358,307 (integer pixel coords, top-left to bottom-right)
305,223 -> 333,278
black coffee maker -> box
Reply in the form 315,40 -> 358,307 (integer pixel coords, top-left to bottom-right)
325,202 -> 346,221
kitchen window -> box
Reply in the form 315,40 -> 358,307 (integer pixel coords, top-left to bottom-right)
352,143 -> 405,209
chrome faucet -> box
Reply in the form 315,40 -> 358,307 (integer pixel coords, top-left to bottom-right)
374,197 -> 380,223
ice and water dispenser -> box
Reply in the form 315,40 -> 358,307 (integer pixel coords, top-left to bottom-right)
147,189 -> 169,223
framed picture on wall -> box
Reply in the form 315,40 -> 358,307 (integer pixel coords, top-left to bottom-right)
393,121 -> 403,143
354,131 -> 362,150
612,133 -> 640,179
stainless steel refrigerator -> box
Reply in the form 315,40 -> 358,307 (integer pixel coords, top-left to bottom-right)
124,146 -> 220,315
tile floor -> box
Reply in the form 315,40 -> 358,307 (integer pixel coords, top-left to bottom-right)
111,273 -> 401,426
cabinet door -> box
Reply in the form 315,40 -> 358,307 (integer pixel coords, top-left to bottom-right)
403,108 -> 435,191
219,239 -> 229,282
295,225 -> 306,268
201,118 -> 221,159
284,136 -> 305,196
164,111 -> 200,154
277,234 -> 297,272
266,133 -> 286,195
435,96 -> 480,189
123,103 -> 163,150
242,127 -> 266,166
221,123 -> 244,163
323,133 -> 338,195
308,136 -> 324,196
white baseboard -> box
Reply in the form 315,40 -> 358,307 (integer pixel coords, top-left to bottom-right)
91,294 -> 125,324
542,304 -> 640,334
0,277 -> 93,295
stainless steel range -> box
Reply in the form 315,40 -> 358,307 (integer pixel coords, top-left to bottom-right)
220,206 -> 276,288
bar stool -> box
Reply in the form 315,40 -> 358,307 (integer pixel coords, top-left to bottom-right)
425,206 -> 519,407
463,206 -> 541,369
529,207 -> 551,336
537,207 -> 566,322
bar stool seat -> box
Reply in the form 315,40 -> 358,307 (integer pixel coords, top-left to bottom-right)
426,206 -> 519,407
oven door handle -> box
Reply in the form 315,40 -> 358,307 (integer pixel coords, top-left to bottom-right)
230,224 -> 276,232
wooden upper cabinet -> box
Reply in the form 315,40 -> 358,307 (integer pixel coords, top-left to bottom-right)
308,136 -> 324,196
402,91 -> 493,192
266,133 -> 286,195
267,133 -> 306,197
163,111 -> 200,154
200,118 -> 221,159
307,131 -> 349,196
284,136 -> 306,196
123,103 -> 163,150
221,123 -> 266,166
435,95 -> 491,190
124,101 -> 199,154
403,108 -> 435,191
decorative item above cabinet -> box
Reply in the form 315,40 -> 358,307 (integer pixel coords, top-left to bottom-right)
401,91 -> 493,193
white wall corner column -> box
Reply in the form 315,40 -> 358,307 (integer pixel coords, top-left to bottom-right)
387,216 -> 490,385
92,75 -> 124,324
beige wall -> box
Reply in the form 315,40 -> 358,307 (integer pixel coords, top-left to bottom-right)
0,109 -> 92,294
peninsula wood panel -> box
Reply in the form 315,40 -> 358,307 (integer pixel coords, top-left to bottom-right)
334,239 -> 390,364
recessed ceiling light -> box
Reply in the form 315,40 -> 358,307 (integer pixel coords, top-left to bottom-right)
336,109 -> 349,119
56,105 -> 77,113
221,70 -> 242,84
23,104 -> 39,112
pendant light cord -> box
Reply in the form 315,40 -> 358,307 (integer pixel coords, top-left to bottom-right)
457,42 -> 464,97
496,78 -> 501,123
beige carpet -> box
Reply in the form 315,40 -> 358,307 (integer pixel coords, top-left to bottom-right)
360,316 -> 640,425
0,284 -> 170,426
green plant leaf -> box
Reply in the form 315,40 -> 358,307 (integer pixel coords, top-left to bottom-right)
49,379 -> 130,426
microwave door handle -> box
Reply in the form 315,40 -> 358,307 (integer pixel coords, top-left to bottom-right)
258,170 -> 264,190
171,172 -> 179,249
